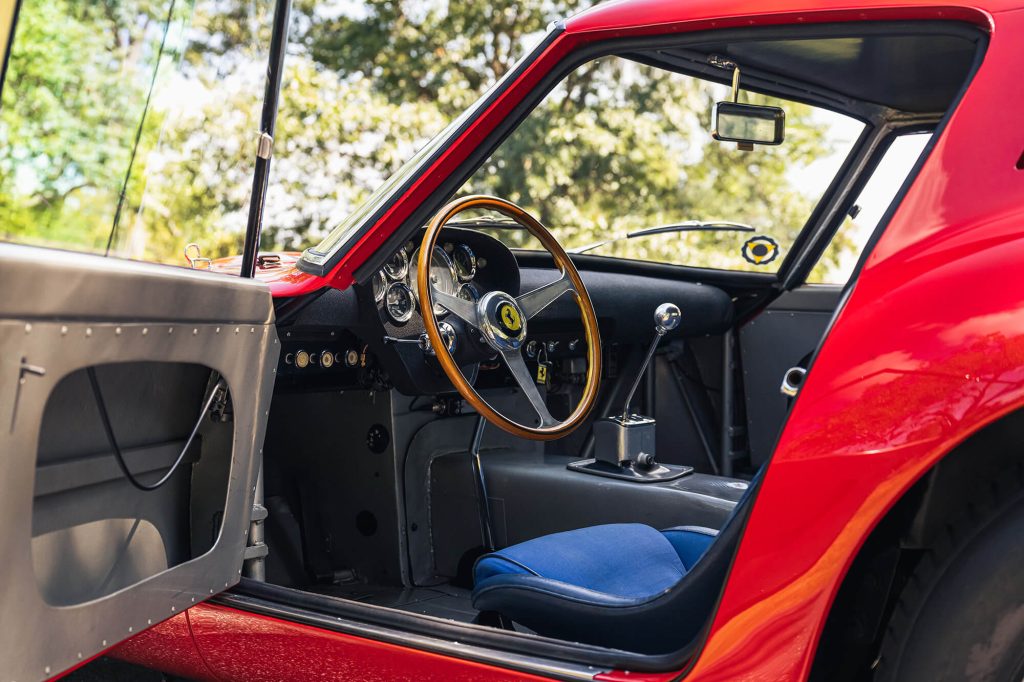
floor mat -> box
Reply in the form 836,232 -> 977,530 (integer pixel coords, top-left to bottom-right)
309,582 -> 479,623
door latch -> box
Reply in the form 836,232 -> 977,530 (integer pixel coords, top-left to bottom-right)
780,366 -> 807,398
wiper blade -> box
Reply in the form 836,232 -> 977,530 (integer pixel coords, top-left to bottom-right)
570,220 -> 756,254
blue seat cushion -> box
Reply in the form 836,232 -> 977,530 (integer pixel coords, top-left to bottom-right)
662,525 -> 718,570
473,523 -> 716,609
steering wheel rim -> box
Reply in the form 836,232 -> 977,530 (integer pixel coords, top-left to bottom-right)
418,195 -> 602,441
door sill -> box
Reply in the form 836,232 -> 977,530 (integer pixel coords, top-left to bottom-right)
216,578 -> 695,677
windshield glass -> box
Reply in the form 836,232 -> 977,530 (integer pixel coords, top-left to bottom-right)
304,48 -> 864,275
300,32 -> 550,270
457,56 -> 863,273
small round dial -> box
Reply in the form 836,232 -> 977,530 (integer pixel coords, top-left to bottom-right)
372,270 -> 387,303
457,282 -> 480,302
383,248 -> 409,280
410,246 -> 456,317
385,282 -> 415,323
452,244 -> 477,282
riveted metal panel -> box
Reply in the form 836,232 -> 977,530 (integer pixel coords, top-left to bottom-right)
0,247 -> 278,681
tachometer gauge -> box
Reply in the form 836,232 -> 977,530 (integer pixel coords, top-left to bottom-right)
372,270 -> 387,303
409,246 -> 456,317
383,247 -> 409,280
452,244 -> 476,282
457,282 -> 480,303
385,282 -> 415,323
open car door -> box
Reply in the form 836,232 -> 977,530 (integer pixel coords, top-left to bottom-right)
0,245 -> 278,680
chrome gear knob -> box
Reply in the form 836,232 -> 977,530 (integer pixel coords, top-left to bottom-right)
654,302 -> 681,335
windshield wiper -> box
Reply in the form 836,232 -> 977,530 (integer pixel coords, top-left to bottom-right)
570,220 -> 755,254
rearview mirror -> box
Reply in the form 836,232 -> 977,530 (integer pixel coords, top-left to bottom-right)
712,101 -> 785,148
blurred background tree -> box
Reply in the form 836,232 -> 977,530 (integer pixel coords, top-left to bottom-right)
0,0 -> 859,274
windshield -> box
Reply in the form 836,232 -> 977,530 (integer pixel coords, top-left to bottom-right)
300,31 -> 554,270
303,45 -> 864,277
458,56 -> 863,273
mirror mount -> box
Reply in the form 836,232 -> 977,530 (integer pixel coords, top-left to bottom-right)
708,54 -> 785,149
708,54 -> 743,104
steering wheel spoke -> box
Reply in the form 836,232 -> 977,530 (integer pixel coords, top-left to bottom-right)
430,286 -> 477,325
500,349 -> 559,428
517,269 -> 575,320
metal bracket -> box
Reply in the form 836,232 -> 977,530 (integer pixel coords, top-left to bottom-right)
184,243 -> 212,270
256,132 -> 274,160
708,54 -> 741,102
9,356 -> 46,432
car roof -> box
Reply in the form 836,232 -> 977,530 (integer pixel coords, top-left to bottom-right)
563,0 -> 1018,35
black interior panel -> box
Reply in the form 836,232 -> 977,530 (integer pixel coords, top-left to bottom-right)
740,285 -> 843,466
522,267 -> 734,340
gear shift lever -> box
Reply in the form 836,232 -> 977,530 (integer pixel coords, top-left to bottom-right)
620,303 -> 681,419
568,302 -> 693,483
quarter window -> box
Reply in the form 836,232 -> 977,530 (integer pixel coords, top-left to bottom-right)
808,133 -> 932,284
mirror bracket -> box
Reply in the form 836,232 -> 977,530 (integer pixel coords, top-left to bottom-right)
708,54 -> 741,103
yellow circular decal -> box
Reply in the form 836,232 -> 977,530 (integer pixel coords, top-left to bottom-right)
742,236 -> 780,266
498,303 -> 522,333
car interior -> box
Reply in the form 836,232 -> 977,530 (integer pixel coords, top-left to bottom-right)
12,18 -> 987,677
239,21 -> 987,667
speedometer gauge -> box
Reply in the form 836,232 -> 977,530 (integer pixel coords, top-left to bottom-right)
452,244 -> 476,282
385,282 -> 415,323
409,246 -> 456,317
383,248 -> 409,280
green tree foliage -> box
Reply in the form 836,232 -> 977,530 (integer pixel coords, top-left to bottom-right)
0,0 -> 859,275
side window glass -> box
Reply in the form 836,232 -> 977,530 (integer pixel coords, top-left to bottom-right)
0,1 -> 273,269
808,133 -> 932,284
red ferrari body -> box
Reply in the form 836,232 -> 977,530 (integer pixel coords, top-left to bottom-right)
98,0 -> 1024,680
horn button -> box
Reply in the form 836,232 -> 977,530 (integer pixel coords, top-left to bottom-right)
478,291 -> 527,351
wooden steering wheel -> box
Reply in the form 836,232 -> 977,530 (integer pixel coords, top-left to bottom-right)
417,195 -> 602,441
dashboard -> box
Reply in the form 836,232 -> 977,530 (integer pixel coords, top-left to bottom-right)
273,225 -> 736,397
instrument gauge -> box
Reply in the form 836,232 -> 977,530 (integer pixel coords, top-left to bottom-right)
452,244 -> 477,282
383,248 -> 409,280
409,246 -> 456,317
372,270 -> 387,303
457,282 -> 480,303
385,282 -> 415,324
